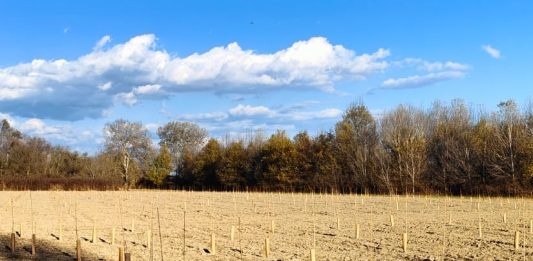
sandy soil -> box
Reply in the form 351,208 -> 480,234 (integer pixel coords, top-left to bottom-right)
0,190 -> 531,260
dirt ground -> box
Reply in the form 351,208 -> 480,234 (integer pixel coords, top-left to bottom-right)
0,190 -> 531,260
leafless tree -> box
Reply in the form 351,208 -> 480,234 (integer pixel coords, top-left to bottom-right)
380,105 -> 428,194
104,119 -> 152,188
157,121 -> 208,175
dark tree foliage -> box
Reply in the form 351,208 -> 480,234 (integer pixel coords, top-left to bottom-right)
1,99 -> 533,194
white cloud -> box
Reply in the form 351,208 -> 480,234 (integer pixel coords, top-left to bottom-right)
191,104 -> 342,122
98,81 -> 112,91
114,84 -> 165,106
0,113 -> 15,126
482,45 -> 501,59
178,112 -> 229,121
382,71 -> 466,89
20,118 -> 60,135
400,58 -> 469,72
134,84 -> 162,94
286,108 -> 343,121
114,92 -> 138,106
0,34 -> 390,120
0,34 -> 468,121
18,118 -> 100,153
229,104 -> 276,117
94,35 -> 111,50
0,114 -> 100,151
202,119 -> 295,134
145,123 -> 160,132
381,58 -> 469,89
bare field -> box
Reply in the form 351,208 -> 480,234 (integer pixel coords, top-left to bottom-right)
0,191 -> 531,260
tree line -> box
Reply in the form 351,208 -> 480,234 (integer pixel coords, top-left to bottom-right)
1,99 -> 532,194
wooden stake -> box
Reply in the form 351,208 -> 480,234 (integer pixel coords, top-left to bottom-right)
210,233 -> 216,255
478,221 -> 482,238
30,191 -> 35,235
150,207 -> 154,261
111,227 -> 116,245
310,248 -> 316,261
271,220 -> 275,233
118,246 -> 125,261
146,229 -> 151,249
503,213 -> 507,224
19,223 -> 22,237
59,219 -> 63,241
131,217 -> 135,232
10,232 -> 15,254
157,207 -> 164,261
91,222 -> 96,243
31,234 -> 36,257
390,214 -> 395,227
230,225 -> 235,242
514,231 -> 520,250
264,237 -> 270,257
182,203 -> 186,261
336,217 -> 340,230
76,238 -> 81,261
402,233 -> 407,252
11,198 -> 14,235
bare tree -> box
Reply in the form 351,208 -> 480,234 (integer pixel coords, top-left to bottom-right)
104,119 -> 152,188
157,121 -> 208,176
380,105 -> 428,194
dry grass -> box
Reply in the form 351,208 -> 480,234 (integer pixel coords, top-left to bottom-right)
0,190 -> 531,260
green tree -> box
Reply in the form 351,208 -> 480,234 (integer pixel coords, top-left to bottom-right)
146,144 -> 172,186
257,131 -> 297,190
193,139 -> 222,188
311,132 -> 341,192
335,103 -> 378,192
217,141 -> 249,189
293,131 -> 314,190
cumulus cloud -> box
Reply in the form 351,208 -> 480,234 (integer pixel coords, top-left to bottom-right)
14,117 -> 97,147
229,104 -> 276,117
19,118 -> 61,136
0,34 -> 468,121
0,34 -> 391,120
286,108 -> 343,120
482,45 -> 501,59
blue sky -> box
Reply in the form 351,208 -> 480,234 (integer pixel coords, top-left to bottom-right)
0,1 -> 532,154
